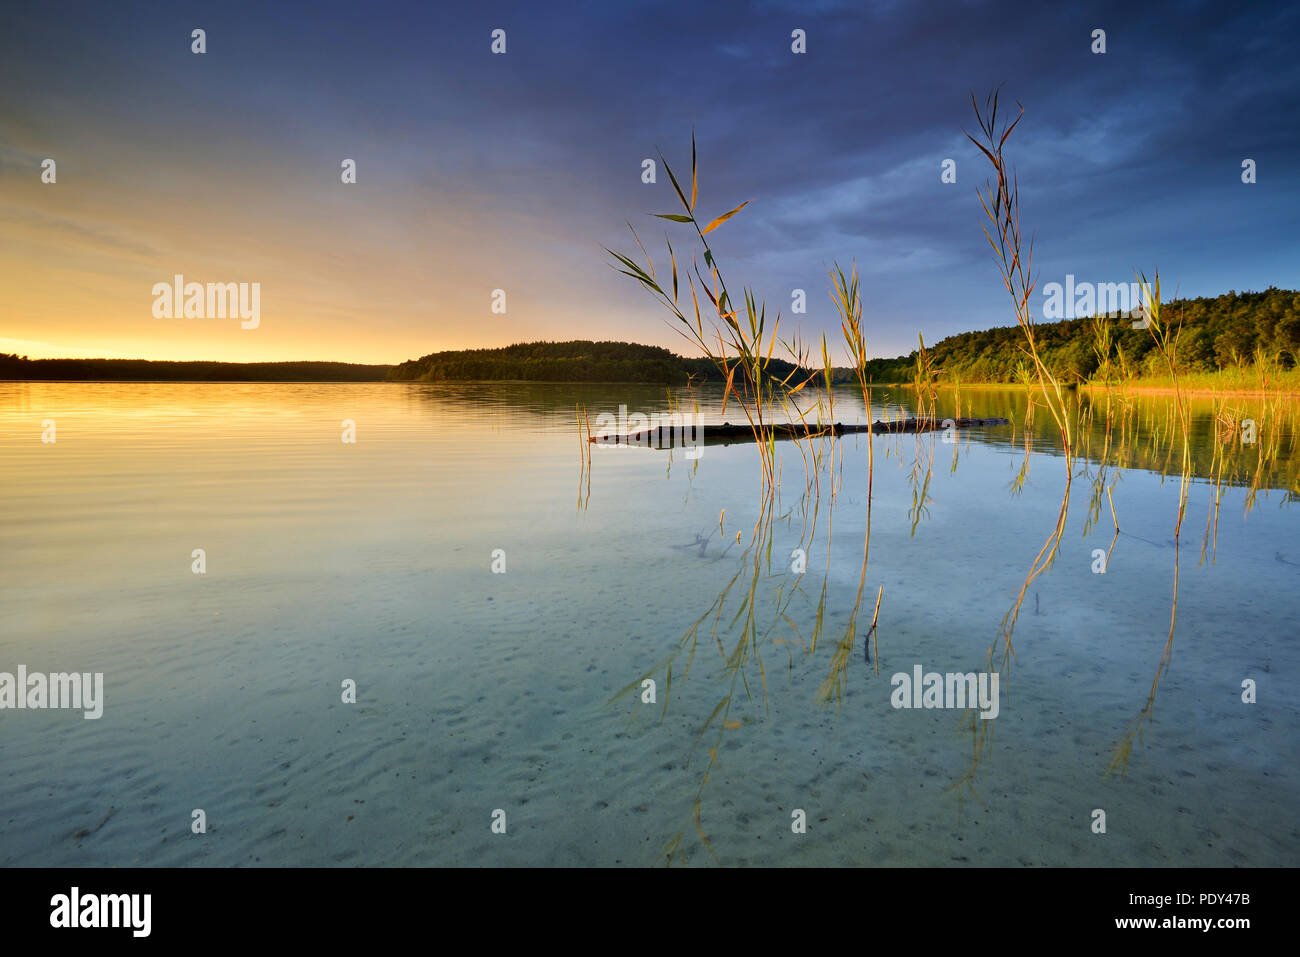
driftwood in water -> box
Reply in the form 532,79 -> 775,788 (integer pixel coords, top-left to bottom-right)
591,417 -> 1011,448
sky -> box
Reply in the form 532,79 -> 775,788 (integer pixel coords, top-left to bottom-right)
1,0 -> 1297,364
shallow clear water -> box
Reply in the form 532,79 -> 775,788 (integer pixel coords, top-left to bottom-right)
1,381 -> 1297,866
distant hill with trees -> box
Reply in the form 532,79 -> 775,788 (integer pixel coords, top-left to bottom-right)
386,339 -> 803,384
6,289 -> 1294,385
0,355 -> 391,381
848,287 -> 1300,384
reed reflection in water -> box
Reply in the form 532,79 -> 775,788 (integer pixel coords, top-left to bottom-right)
0,381 -> 1296,866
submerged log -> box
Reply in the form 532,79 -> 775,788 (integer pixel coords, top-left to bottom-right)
591,417 -> 1011,447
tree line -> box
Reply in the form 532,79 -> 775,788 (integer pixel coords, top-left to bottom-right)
0,355 -> 392,381
387,339 -> 803,384
847,287 -> 1300,384
6,289 -> 1294,385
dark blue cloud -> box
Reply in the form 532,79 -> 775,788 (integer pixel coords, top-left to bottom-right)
2,0 -> 1295,358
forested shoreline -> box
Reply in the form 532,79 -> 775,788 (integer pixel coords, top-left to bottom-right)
0,356 -> 392,381
847,287 -> 1300,384
5,288 -> 1295,385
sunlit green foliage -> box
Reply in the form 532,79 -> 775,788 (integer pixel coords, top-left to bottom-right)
838,287 -> 1300,385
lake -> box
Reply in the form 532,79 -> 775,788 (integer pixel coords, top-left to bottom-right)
1,380 -> 1296,866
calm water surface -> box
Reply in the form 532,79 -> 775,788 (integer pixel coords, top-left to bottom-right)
1,381 -> 1297,865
